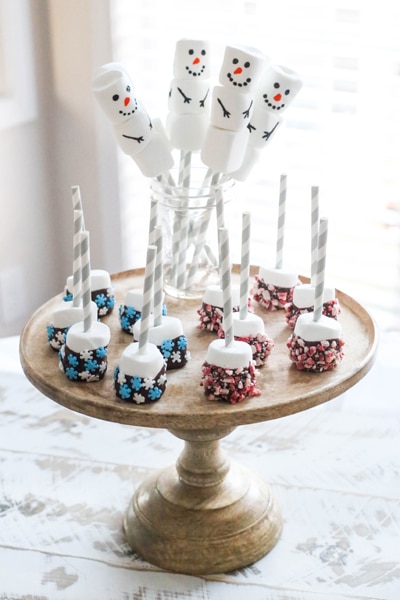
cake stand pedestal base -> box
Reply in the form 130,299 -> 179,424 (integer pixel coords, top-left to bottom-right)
123,426 -> 282,575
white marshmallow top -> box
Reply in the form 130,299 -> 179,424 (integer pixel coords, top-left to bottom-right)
66,321 -> 111,353
51,300 -> 98,328
218,45 -> 268,93
133,315 -> 183,345
124,287 -> 164,311
258,266 -> 298,288
292,283 -> 336,309
206,338 -> 252,369
66,269 -> 111,292
294,312 -> 342,342
173,39 -> 211,79
256,64 -> 303,113
202,284 -> 240,307
119,342 -> 165,379
229,312 -> 265,337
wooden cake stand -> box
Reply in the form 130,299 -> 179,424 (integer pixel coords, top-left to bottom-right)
19,267 -> 377,575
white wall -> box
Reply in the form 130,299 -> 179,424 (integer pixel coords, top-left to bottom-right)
0,0 -> 121,337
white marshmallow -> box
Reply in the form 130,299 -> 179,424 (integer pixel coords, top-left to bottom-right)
229,312 -> 265,337
230,146 -> 262,181
51,300 -> 98,328
292,283 -> 336,309
132,130 -> 174,177
66,269 -> 112,294
173,39 -> 211,80
246,106 -> 281,148
294,312 -> 342,342
133,315 -> 183,345
206,338 -> 252,369
255,64 -> 303,114
65,321 -> 111,353
166,112 -> 209,151
258,266 -> 298,288
114,106 -> 153,156
218,45 -> 268,94
91,63 -> 139,125
201,126 -> 249,173
209,86 -> 254,131
203,284 -> 240,307
118,341 -> 165,379
168,79 -> 211,115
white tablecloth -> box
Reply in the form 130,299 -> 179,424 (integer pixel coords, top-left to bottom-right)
1,335 -> 399,599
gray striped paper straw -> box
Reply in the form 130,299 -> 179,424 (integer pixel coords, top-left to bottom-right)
79,230 -> 92,333
219,227 -> 233,347
153,226 -> 163,327
313,217 -> 328,322
148,198 -> 159,246
275,173 -> 287,269
176,150 -> 192,290
72,185 -> 85,229
72,210 -> 83,307
311,186 -> 319,285
139,245 -> 157,352
240,212 -> 251,320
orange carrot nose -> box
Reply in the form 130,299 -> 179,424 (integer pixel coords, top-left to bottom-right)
273,93 -> 282,102
124,97 -> 130,106
234,67 -> 242,75
193,57 -> 200,65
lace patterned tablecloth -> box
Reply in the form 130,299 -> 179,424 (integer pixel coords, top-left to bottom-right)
1,336 -> 399,599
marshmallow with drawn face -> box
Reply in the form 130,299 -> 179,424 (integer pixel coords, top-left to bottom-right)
218,45 -> 267,93
92,62 -> 173,177
231,64 -> 302,181
167,39 -> 211,150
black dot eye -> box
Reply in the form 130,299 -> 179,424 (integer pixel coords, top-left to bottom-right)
201,49 -> 206,56
233,58 -> 239,64
189,49 -> 194,55
274,82 -> 280,89
112,94 -> 119,101
244,61 -> 250,68
285,89 -> 290,95
126,85 -> 131,92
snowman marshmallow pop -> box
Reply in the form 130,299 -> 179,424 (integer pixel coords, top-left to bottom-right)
201,227 -> 260,404
166,38 -> 211,153
287,217 -> 344,372
114,245 -> 167,403
220,213 -> 274,367
253,173 -> 300,311
59,230 -> 111,382
92,63 -> 174,178
201,44 -> 268,177
231,63 -> 303,182
285,186 -> 340,328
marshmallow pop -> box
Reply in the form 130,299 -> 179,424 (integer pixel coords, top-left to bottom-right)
201,44 -> 267,174
287,218 -> 344,372
92,62 -> 173,178
252,174 -> 300,311
221,213 -> 274,367
114,245 -> 167,404
166,39 -> 211,151
285,186 -> 340,328
59,231 -> 111,382
197,283 -> 241,335
232,64 -> 302,181
201,228 -> 260,404
119,288 -> 167,335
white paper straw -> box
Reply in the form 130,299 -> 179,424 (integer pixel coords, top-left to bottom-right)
79,230 -> 92,333
139,245 -> 157,352
72,185 -> 85,229
311,186 -> 319,285
72,210 -> 83,307
313,217 -> 328,322
152,226 -> 163,327
148,198 -> 159,246
240,212 -> 251,320
176,150 -> 192,290
275,173 -> 287,269
219,227 -> 233,347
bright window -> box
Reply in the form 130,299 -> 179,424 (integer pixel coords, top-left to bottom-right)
109,0 -> 400,328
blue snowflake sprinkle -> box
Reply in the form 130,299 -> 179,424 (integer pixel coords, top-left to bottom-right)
119,384 -> 132,399
95,293 -> 107,307
65,367 -> 78,380
96,346 -> 108,358
177,336 -> 187,350
67,354 -> 79,367
85,359 -> 99,372
131,376 -> 142,391
46,325 -> 55,341
120,316 -> 131,330
161,339 -> 174,358
107,296 -> 115,309
63,293 -> 73,302
148,387 -> 162,401
125,306 -> 137,319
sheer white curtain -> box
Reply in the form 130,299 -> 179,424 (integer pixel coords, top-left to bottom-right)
109,0 -> 400,327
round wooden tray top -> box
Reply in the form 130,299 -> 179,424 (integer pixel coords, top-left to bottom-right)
20,267 -> 377,431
